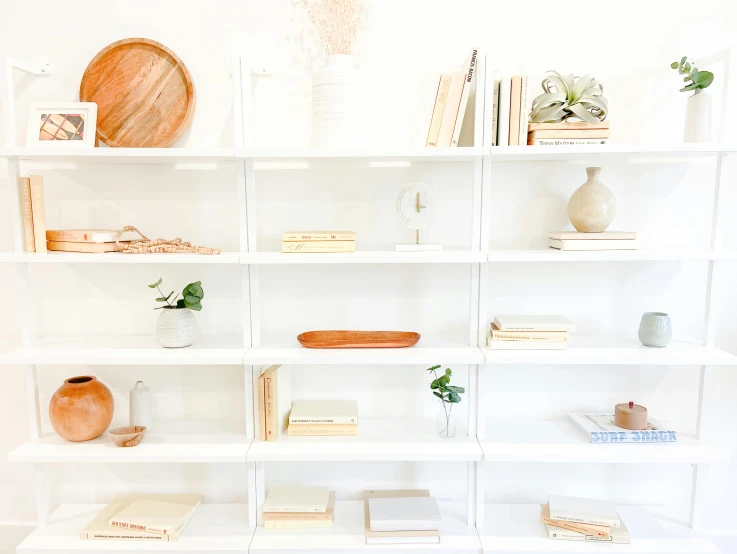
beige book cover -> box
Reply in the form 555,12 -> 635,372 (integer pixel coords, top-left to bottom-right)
487,337 -> 567,350
540,503 -> 610,539
493,314 -> 576,332
19,177 -> 35,252
529,129 -> 611,140
47,241 -> 126,253
289,399 -> 358,425
282,241 -> 355,253
283,231 -> 356,242
528,121 -> 610,131
109,498 -> 199,535
264,518 -> 334,529
29,175 -> 46,253
436,72 -> 465,147
451,48 -> 478,147
257,371 -> 266,441
508,76 -> 522,146
263,492 -> 335,520
287,424 -> 358,436
490,323 -> 568,342
264,365 -> 278,440
364,490 -> 439,545
263,486 -> 330,513
426,75 -> 452,147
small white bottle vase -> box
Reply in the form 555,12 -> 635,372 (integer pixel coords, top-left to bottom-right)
683,88 -> 712,143
130,381 -> 153,431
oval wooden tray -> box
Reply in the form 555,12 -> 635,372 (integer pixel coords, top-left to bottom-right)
80,38 -> 196,148
297,331 -> 421,349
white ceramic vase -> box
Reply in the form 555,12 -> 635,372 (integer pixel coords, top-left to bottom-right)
310,55 -> 367,148
155,308 -> 197,348
684,89 -> 712,143
129,380 -> 153,431
567,167 -> 617,233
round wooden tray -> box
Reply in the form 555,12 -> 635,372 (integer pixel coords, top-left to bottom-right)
297,331 -> 421,349
80,38 -> 196,148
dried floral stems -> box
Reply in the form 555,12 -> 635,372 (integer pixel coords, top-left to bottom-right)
116,225 -> 221,255
295,0 -> 368,56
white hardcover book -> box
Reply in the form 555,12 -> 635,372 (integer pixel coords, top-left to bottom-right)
548,231 -> 638,241
548,494 -> 621,528
451,48 -> 478,147
108,498 -> 201,535
263,486 -> 330,514
491,79 -> 500,146
487,337 -> 567,350
264,519 -> 334,529
368,496 -> 442,532
549,238 -> 639,251
493,315 -> 576,332
289,399 -> 358,425
517,75 -> 529,146
568,412 -> 678,444
497,77 -> 511,146
544,518 -> 630,543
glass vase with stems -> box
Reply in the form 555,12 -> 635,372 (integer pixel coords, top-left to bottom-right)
427,365 -> 464,439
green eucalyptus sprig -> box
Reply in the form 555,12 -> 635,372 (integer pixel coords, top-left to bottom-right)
670,56 -> 714,92
427,365 -> 464,437
148,278 -> 204,311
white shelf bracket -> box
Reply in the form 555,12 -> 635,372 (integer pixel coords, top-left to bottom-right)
1,57 -> 52,147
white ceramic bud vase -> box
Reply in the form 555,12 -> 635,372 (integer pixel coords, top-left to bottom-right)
155,308 -> 197,348
684,89 -> 712,143
567,167 -> 617,233
310,54 -> 367,148
130,381 -> 153,431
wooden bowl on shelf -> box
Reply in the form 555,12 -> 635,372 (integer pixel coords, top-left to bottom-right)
109,426 -> 147,447
297,330 -> 421,348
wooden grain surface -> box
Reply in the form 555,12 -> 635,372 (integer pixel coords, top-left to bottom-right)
80,38 -> 196,148
297,330 -> 421,349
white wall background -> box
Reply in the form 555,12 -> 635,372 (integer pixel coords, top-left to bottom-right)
1,0 -> 737,549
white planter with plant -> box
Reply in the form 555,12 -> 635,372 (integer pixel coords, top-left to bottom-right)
149,278 -> 203,348
427,365 -> 465,438
671,56 -> 715,143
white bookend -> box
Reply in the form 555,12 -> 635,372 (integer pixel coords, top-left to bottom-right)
493,314 -> 576,332
567,412 -> 678,444
549,238 -> 639,251
548,494 -> 621,528
263,486 -> 330,513
289,399 -> 358,425
368,496 -> 441,532
451,48 -> 478,147
108,498 -> 199,535
497,77 -> 511,146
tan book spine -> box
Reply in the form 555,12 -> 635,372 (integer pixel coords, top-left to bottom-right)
517,76 -> 529,146
257,372 -> 266,441
529,129 -> 611,140
287,425 -> 358,436
29,175 -> 46,253
283,232 -> 356,242
426,75 -> 451,147
528,121 -> 610,131
263,511 -> 331,521
490,327 -> 569,342
19,177 -> 35,252
529,138 -> 608,146
508,77 -> 522,146
282,241 -> 355,253
81,531 -> 171,541
264,370 -> 276,440
47,241 -> 124,253
436,72 -> 465,147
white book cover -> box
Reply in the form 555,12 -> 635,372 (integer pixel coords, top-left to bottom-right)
289,399 -> 358,425
451,48 -> 478,147
568,412 -> 678,444
497,77 -> 511,146
493,315 -> 576,332
548,494 -> 621,528
108,498 -> 200,535
549,238 -> 640,251
263,486 -> 330,513
487,336 -> 567,350
368,496 -> 441,532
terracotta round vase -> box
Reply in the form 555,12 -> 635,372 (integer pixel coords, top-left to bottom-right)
49,376 -> 114,442
567,167 -> 617,232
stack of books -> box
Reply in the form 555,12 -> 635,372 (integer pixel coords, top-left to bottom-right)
365,490 -> 441,545
540,494 -> 631,544
81,493 -> 201,541
488,315 -> 575,350
287,399 -> 358,436
568,412 -> 678,444
528,121 -> 610,146
263,486 -> 335,529
549,231 -> 638,251
282,231 -> 356,253
491,76 -> 530,146
257,365 -> 291,441
424,49 -> 478,147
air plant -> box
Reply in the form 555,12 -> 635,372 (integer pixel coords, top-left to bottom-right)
530,71 -> 608,124
670,56 -> 714,92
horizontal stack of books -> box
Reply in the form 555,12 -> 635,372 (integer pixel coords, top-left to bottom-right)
540,494 -> 631,544
568,412 -> 678,444
492,75 -> 530,146
528,121 -> 610,146
287,399 -> 358,436
365,489 -> 441,545
81,494 -> 201,541
488,315 -> 575,350
549,231 -> 638,251
263,486 -> 335,529
282,231 -> 356,253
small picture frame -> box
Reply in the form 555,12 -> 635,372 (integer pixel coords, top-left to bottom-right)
26,102 -> 97,147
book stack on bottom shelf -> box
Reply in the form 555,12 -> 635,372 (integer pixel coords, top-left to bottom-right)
488,315 -> 575,350
282,231 -> 356,253
549,231 -> 639,251
287,399 -> 359,436
527,121 -> 610,145
541,494 -> 631,544
365,490 -> 441,545
263,487 -> 335,529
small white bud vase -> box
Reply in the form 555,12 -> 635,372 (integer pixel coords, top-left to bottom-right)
567,167 -> 617,233
638,312 -> 672,348
155,308 -> 197,348
684,89 -> 712,143
129,381 -> 153,431
310,54 -> 367,148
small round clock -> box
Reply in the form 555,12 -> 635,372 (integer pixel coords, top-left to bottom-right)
396,182 -> 437,230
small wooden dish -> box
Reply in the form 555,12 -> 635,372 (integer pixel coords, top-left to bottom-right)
297,331 -> 421,349
109,426 -> 146,447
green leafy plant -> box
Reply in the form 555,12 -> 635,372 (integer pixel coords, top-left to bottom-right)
530,71 -> 608,124
670,56 -> 714,92
148,278 -> 204,311
427,365 -> 464,437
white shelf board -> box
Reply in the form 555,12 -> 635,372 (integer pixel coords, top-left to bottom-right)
0,335 -> 247,365
246,334 -> 484,365
242,250 -> 486,264
482,336 -> 737,366
480,420 -> 728,464
0,147 -> 235,164
239,147 -> 488,163
247,418 -> 481,462
17,503 -> 252,553
8,420 -> 248,463
478,503 -> 719,553
490,143 -> 737,162
0,251 -> 240,264
486,249 -> 737,262
250,500 -> 479,553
